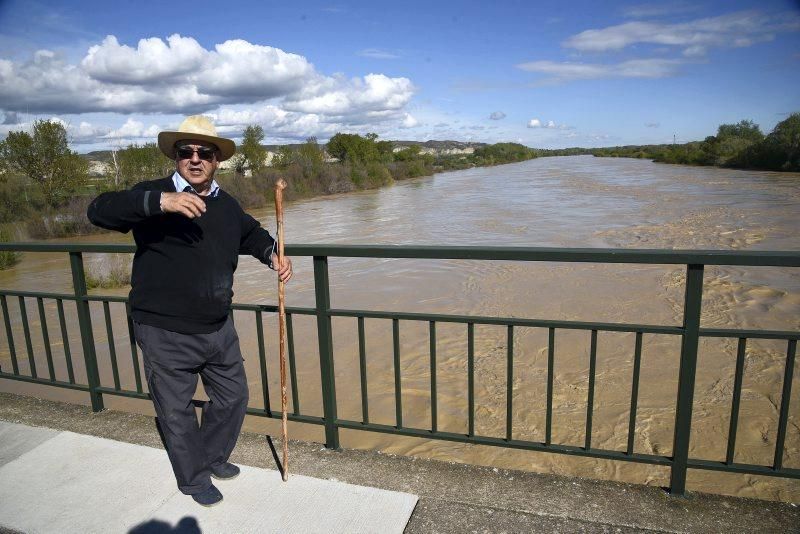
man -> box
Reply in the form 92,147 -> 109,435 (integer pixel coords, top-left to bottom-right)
88,115 -> 292,506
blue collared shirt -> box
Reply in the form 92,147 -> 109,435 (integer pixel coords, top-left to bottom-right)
172,171 -> 220,197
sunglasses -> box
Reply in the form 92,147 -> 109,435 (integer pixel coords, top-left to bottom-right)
176,145 -> 216,162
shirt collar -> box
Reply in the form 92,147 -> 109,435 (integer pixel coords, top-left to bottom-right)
172,171 -> 220,197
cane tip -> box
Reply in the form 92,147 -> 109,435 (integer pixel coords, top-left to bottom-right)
276,178 -> 288,190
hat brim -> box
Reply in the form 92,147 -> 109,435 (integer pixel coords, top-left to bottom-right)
158,132 -> 236,161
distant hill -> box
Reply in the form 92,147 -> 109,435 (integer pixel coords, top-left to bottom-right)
80,150 -> 114,163
391,140 -> 488,150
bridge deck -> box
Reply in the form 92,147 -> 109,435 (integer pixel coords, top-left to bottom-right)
0,392 -> 798,533
0,420 -> 416,534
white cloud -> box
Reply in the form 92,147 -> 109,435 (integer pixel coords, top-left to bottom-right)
0,116 -> 112,143
527,118 -> 572,129
284,73 -> 414,117
0,34 -> 418,145
489,111 -> 506,120
563,10 -> 800,56
401,113 -> 419,128
198,39 -> 313,99
81,35 -> 207,84
80,35 -> 314,102
103,117 -> 161,139
1,35 -> 413,117
357,48 -> 400,59
74,120 -> 111,140
517,58 -> 683,83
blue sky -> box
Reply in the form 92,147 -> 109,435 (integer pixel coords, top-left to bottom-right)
1,0 -> 798,150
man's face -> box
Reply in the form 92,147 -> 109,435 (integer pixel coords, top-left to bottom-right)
175,139 -> 219,193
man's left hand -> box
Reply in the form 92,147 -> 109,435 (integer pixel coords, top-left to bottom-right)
271,253 -> 293,283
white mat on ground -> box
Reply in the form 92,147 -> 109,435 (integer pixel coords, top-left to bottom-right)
0,422 -> 418,534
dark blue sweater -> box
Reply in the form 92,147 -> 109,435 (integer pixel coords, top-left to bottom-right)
87,176 -> 276,334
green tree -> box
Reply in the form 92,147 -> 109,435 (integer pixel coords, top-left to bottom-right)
111,143 -> 173,189
296,137 -> 325,175
270,145 -> 296,169
326,133 -> 381,164
393,145 -> 421,161
709,120 -> 764,166
473,142 -> 535,164
716,120 -> 763,142
238,125 -> 267,175
0,120 -> 88,207
767,112 -> 800,171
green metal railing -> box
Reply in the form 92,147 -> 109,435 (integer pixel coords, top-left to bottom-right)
1,242 -> 798,496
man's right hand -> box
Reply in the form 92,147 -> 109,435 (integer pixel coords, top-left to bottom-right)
159,192 -> 207,219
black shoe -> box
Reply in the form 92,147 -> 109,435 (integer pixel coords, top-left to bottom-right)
191,484 -> 223,507
210,462 -> 241,480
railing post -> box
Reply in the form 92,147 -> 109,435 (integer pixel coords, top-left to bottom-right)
313,255 -> 339,449
69,252 -> 104,412
670,263 -> 704,496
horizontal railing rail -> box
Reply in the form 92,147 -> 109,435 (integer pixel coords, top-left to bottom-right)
2,242 -> 800,266
0,242 -> 798,497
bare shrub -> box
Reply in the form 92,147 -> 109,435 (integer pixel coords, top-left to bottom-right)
26,197 -> 105,239
216,175 -> 268,209
0,227 -> 21,270
85,254 -> 132,289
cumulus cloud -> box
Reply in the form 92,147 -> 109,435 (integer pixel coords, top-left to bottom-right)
103,117 -> 161,139
0,34 -> 417,140
527,118 -> 572,129
74,121 -> 111,141
517,58 -> 683,83
401,113 -> 419,128
0,115 -> 114,142
284,73 -> 414,117
199,39 -> 314,99
81,35 -> 207,84
489,111 -> 506,120
563,10 -> 800,56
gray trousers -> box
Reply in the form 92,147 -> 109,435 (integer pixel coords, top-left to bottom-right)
133,316 -> 249,495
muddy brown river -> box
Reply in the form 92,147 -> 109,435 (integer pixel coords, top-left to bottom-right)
1,155 -> 798,501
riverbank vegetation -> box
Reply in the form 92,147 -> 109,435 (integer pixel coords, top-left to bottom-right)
85,254 -> 132,289
544,114 -> 800,172
0,120 -> 538,240
0,228 -> 20,270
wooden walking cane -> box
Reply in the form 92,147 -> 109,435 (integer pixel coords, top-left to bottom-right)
275,178 -> 289,482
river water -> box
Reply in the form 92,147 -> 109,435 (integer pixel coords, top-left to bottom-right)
1,155 -> 799,500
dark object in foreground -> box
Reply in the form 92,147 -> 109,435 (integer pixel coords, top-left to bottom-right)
191,484 -> 223,507
210,462 -> 240,480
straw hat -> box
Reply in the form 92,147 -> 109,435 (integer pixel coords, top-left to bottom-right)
157,115 -> 236,161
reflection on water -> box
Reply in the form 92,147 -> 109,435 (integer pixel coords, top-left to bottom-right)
1,156 -> 799,501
